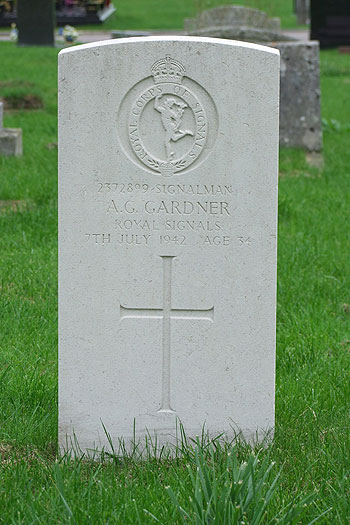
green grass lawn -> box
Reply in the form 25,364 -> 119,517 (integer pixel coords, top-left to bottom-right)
0,38 -> 350,524
83,0 -> 299,31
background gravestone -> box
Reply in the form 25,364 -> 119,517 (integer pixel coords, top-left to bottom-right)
270,41 -> 322,152
58,37 -> 279,454
17,0 -> 55,46
310,0 -> 350,48
185,5 -> 322,154
294,0 -> 310,26
184,5 -> 290,42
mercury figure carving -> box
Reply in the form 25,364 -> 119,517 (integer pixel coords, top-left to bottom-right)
154,95 -> 194,159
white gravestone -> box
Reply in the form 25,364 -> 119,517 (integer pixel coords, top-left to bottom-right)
59,37 -> 279,454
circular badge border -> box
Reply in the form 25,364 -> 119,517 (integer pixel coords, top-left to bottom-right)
128,82 -> 207,175
117,74 -> 219,178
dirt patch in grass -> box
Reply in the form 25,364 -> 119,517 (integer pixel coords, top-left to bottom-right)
279,169 -> 319,178
0,443 -> 14,465
0,80 -> 36,89
0,200 -> 32,213
0,442 -> 56,466
46,142 -> 58,150
343,304 -> 350,315
2,94 -> 44,110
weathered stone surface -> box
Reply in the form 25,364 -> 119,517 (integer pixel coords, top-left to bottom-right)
185,25 -> 291,42
270,41 -> 322,152
185,5 -> 280,32
0,101 -> 22,156
58,37 -> 279,455
184,6 -> 291,42
0,129 -> 23,156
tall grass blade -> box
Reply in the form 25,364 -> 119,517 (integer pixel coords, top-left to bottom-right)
53,463 -> 77,524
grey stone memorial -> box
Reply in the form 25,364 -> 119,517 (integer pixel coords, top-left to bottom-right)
270,41 -> 322,152
0,101 -> 22,157
59,37 -> 279,455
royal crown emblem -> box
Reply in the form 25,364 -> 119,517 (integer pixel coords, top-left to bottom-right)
151,55 -> 185,85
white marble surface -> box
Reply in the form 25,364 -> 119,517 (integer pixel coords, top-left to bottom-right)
58,36 -> 279,454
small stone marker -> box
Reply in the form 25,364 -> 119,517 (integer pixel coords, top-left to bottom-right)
58,37 -> 279,454
0,101 -> 22,156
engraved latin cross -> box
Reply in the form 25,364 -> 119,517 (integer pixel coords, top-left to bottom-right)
119,256 -> 214,413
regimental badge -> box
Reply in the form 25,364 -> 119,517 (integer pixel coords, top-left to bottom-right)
118,55 -> 218,178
